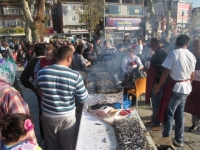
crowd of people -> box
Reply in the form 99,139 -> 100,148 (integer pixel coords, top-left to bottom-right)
0,33 -> 199,149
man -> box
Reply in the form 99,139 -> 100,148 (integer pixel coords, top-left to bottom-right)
155,35 -> 196,147
33,46 -> 88,150
185,39 -> 200,132
87,43 -> 97,64
20,43 -> 46,138
93,37 -> 101,57
145,38 -> 167,126
134,39 -> 143,55
1,42 -> 14,59
101,40 -> 117,61
141,40 -> 149,60
162,37 -> 174,53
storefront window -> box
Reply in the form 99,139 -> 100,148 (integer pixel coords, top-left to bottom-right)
0,20 -> 2,28
5,20 -> 21,28
122,0 -> 133,4
128,6 -> 143,16
3,6 -> 19,15
105,4 -> 143,16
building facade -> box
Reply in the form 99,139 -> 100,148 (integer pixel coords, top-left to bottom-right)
144,0 -> 192,36
52,0 -> 144,41
104,0 -> 144,40
0,0 -> 53,43
0,1 -> 25,43
52,1 -> 89,40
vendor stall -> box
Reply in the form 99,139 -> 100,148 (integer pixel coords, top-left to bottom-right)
75,67 -> 157,150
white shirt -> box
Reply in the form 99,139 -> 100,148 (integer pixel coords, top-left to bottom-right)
134,44 -> 143,55
162,48 -> 196,94
121,55 -> 143,74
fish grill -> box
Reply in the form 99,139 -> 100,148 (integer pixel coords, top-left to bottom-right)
86,71 -> 123,94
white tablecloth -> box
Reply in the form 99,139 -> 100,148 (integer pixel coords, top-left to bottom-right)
76,108 -> 157,150
75,110 -> 118,150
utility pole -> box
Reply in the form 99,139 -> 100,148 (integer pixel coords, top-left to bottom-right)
181,10 -> 184,34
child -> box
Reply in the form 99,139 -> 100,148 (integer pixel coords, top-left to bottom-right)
34,44 -> 56,76
0,113 -> 42,150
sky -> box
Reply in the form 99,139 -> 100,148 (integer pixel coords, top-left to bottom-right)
186,0 -> 200,8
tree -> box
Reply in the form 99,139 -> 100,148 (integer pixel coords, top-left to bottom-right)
145,0 -> 158,38
76,0 -> 105,41
162,0 -> 173,39
21,0 -> 45,42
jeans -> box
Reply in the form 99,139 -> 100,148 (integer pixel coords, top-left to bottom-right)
163,92 -> 188,144
151,83 -> 165,126
192,115 -> 200,126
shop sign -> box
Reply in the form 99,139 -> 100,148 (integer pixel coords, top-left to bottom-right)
43,28 -> 54,34
0,28 -> 24,34
63,29 -> 89,34
106,17 -> 141,27
105,27 -> 117,29
125,27 -> 140,30
70,30 -> 89,33
118,27 -> 124,30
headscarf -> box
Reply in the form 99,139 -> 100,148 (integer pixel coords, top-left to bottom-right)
0,58 -> 16,90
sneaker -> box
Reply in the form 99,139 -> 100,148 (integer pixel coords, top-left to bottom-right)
172,139 -> 183,147
189,124 -> 199,132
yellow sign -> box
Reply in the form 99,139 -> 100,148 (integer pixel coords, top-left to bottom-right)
0,28 -> 25,34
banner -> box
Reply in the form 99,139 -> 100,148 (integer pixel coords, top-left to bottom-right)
106,17 -> 141,27
0,28 -> 24,34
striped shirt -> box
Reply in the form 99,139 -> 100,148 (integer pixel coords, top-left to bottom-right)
33,64 -> 88,116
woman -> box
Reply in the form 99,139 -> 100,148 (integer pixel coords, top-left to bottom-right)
0,58 -> 37,143
71,44 -> 91,81
17,48 -> 25,66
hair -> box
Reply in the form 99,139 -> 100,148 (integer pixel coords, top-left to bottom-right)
117,43 -> 124,49
0,114 -> 32,143
34,43 -> 46,56
150,38 -> 161,45
68,43 -> 74,47
46,44 -> 57,56
57,46 -> 74,61
103,40 -> 110,47
75,44 -> 84,54
2,42 -> 9,47
127,48 -> 134,53
176,34 -> 190,47
193,39 -> 200,44
95,37 -> 100,41
88,43 -> 93,48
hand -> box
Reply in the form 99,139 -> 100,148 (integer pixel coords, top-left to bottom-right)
87,61 -> 91,66
154,84 -> 160,95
